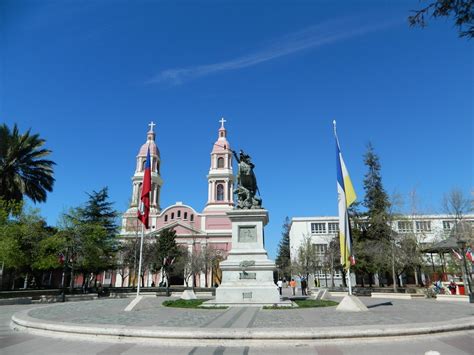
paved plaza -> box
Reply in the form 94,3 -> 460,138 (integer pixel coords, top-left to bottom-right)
14,295 -> 474,330
2,291 -> 474,354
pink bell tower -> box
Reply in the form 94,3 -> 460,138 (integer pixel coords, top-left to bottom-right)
204,118 -> 234,211
129,121 -> 163,212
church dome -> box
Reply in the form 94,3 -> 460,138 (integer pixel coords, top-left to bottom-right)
137,126 -> 160,158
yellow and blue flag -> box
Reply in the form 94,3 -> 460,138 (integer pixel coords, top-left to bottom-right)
334,121 -> 356,270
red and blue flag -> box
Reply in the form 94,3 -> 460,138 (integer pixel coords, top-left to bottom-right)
138,147 -> 151,229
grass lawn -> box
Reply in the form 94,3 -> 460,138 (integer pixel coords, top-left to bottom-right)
294,299 -> 338,308
162,299 -> 227,309
263,299 -> 338,309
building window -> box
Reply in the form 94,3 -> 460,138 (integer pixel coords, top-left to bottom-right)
398,221 -> 413,233
164,215 -> 168,222
171,212 -> 175,220
216,184 -> 224,201
190,214 -> 194,222
442,221 -> 452,233
328,223 -> 339,234
177,210 -> 181,218
415,221 -> 431,232
311,223 -> 326,234
184,212 -> 188,220
313,244 -> 327,258
217,157 -> 224,168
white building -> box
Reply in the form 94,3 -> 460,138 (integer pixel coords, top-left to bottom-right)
290,214 -> 474,287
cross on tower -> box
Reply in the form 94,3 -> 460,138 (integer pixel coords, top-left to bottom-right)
148,121 -> 156,132
219,117 -> 226,128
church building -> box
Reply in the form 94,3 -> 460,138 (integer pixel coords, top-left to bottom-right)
115,119 -> 234,287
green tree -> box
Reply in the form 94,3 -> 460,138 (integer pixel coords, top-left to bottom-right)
155,228 -> 181,286
409,0 -> 474,38
0,206 -> 55,289
55,188 -> 119,289
0,124 -> 55,205
359,143 -> 392,286
291,235 -> 318,282
78,187 -> 118,238
275,217 -> 291,279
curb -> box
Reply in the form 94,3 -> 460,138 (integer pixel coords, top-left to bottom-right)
11,308 -> 474,342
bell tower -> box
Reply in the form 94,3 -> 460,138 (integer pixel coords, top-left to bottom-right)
204,118 -> 234,211
129,121 -> 163,212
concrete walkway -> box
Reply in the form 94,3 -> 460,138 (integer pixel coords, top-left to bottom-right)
9,290 -> 474,345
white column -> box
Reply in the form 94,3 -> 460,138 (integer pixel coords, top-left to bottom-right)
224,179 -> 228,201
208,181 -> 212,201
211,180 -> 215,202
132,184 -> 136,204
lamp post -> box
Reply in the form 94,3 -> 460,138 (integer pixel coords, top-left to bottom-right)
456,239 -> 474,303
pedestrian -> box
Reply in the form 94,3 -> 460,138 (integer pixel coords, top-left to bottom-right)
448,280 -> 457,295
290,278 -> 296,296
301,277 -> 307,296
277,278 -> 283,296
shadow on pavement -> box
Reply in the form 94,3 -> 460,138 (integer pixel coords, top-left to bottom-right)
367,301 -> 393,308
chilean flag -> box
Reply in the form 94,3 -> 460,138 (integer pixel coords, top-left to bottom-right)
466,247 -> 474,263
138,147 -> 151,229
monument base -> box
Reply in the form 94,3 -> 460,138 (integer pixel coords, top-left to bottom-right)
209,209 -> 285,306
336,295 -> 369,312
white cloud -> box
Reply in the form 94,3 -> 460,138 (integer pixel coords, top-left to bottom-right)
148,18 -> 396,85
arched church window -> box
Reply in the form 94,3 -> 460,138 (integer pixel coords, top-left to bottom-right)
165,215 -> 168,222
142,159 -> 146,171
177,210 -> 181,218
217,157 -> 224,168
190,214 -> 194,222
171,212 -> 175,220
216,184 -> 224,201
184,212 -> 188,220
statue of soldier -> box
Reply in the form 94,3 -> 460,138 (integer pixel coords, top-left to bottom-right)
232,149 -> 262,209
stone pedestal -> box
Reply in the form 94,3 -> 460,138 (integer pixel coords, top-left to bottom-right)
206,209 -> 285,306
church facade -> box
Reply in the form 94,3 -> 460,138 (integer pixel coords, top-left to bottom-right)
115,120 -> 235,288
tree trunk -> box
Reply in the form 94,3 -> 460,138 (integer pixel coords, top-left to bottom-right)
391,244 -> 398,292
70,266 -> 74,292
414,267 -> 419,286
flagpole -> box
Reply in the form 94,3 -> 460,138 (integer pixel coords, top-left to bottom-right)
347,266 -> 353,296
136,223 -> 145,297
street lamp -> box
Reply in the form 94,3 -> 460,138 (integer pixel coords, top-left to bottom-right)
456,239 -> 474,303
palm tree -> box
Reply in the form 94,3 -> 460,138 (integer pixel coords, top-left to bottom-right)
0,123 -> 55,203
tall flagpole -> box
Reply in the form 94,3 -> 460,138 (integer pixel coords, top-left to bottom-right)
334,120 -> 353,297
347,266 -> 353,296
136,223 -> 145,297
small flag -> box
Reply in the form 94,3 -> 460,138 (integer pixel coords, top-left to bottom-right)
137,147 -> 152,229
334,121 -> 357,270
466,247 -> 473,262
452,249 -> 462,260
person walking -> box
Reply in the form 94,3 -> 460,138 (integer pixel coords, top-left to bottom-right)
277,278 -> 283,296
301,277 -> 307,296
290,279 -> 296,296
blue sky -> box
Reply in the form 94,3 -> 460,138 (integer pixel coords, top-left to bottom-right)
1,0 -> 472,258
